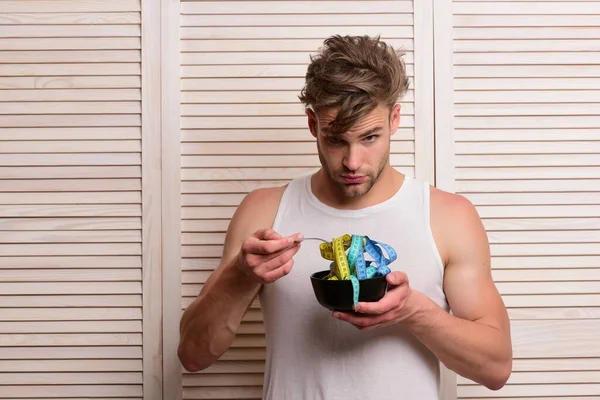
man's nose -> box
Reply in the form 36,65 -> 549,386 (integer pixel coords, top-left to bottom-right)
343,145 -> 362,171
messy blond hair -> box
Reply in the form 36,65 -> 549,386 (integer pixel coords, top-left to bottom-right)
298,35 -> 410,135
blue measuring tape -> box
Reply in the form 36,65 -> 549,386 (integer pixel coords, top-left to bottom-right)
320,234 -> 396,309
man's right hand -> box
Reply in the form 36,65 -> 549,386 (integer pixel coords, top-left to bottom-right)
236,228 -> 303,284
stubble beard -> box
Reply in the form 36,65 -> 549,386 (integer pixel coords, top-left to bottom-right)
318,146 -> 389,199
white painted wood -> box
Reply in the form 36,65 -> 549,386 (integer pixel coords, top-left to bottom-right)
141,0 -> 163,398
0,1 -> 146,398
162,1 -> 184,400
448,2 -> 600,398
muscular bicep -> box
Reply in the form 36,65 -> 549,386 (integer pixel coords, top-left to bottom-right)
442,197 -> 510,337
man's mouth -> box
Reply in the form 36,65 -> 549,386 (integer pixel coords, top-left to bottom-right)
341,175 -> 365,184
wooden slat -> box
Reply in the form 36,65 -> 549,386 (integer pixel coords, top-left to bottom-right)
488,230 -> 600,244
182,13 -> 412,27
0,25 -> 140,38
0,204 -> 141,217
454,77 -> 600,90
492,256 -> 600,269
508,307 -> 600,320
0,268 -> 141,282
458,154 -> 600,168
0,192 -> 140,204
182,51 -> 414,65
0,179 -> 140,192
456,166 -> 600,180
181,1 -> 413,14
453,2 -> 600,14
503,295 -> 600,308
465,192 -> 600,206
0,76 -> 141,90
0,12 -> 140,25
0,308 -> 141,321
493,269 -> 600,282
0,37 -> 140,51
0,115 -> 141,128
0,281 -> 141,294
182,38 -> 413,53
454,27 -> 600,40
0,230 -> 140,243
0,154 -> 140,167
455,39 -> 600,52
0,89 -> 140,102
458,179 -> 600,193
0,385 -> 142,398
0,63 -> 141,76
0,166 -> 140,179
0,218 -> 140,231
0,333 -> 142,347
2,0 -> 140,13
484,218 -> 600,232
0,372 -> 142,385
0,243 -> 141,256
458,383 -> 600,398
0,295 -> 141,308
0,358 -> 141,372
0,320 -> 141,333
454,14 -> 600,27
1,50 -> 140,64
0,346 -> 141,359
182,26 -> 413,40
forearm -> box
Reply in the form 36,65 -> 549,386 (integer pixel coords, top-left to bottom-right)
405,291 -> 512,390
178,259 -> 261,372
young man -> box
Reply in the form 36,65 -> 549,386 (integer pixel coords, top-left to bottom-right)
178,35 -> 512,399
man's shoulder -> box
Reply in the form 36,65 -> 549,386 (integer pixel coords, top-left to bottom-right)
429,185 -> 480,223
240,184 -> 288,215
428,185 -> 487,266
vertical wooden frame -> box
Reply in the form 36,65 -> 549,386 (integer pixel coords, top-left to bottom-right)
162,0 -> 183,399
433,0 -> 456,193
433,0 -> 457,399
413,0 -> 436,184
141,0 -> 164,398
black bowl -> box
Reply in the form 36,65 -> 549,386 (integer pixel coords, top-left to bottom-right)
310,270 -> 389,312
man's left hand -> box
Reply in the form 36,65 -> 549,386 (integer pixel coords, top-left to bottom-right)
333,271 -> 424,330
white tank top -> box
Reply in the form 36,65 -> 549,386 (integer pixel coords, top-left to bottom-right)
260,174 -> 449,400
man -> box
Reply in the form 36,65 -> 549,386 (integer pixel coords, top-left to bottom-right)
178,35 -> 512,399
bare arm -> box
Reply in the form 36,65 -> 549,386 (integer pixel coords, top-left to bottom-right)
334,190 -> 512,390
177,186 -> 300,372
405,192 -> 512,389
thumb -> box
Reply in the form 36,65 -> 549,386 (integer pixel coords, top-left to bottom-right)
386,271 -> 408,286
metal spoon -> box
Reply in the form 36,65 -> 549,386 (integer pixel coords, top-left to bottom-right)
295,237 -> 328,243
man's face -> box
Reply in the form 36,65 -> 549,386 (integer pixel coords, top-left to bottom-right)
308,103 -> 401,198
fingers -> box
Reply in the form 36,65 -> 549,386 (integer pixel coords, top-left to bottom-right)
245,230 -> 302,255
353,276 -> 409,315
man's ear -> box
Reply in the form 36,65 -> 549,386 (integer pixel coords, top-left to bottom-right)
389,103 -> 401,137
306,108 -> 318,139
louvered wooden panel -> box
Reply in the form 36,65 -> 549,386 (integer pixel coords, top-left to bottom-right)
450,1 -> 600,398
180,1 -> 420,398
0,1 -> 143,398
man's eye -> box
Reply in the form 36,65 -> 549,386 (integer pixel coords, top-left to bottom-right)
364,135 -> 377,142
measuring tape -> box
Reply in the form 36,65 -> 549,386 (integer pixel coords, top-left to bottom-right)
318,234 -> 396,309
